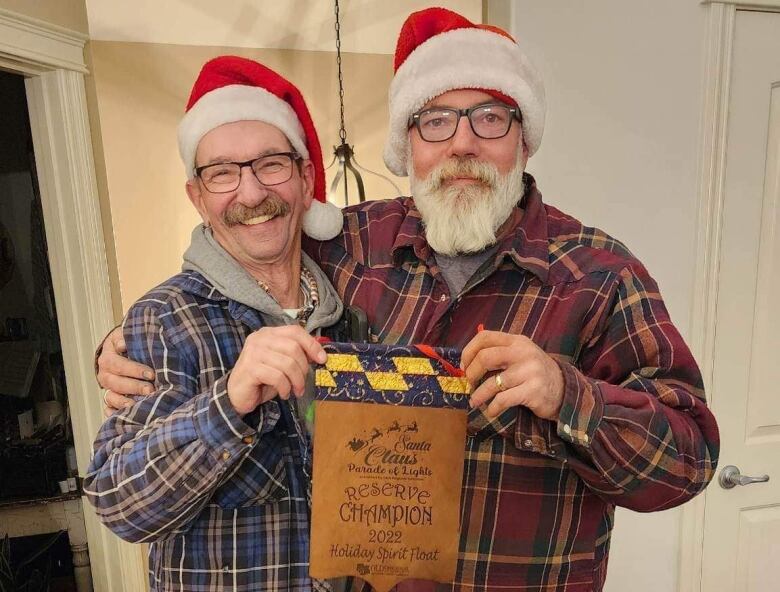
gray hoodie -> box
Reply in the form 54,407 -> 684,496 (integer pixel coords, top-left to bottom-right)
182,224 -> 343,332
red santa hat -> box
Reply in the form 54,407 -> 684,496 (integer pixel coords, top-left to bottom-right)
177,55 -> 342,241
384,7 -> 546,177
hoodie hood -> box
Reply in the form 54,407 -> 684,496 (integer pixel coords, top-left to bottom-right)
181,224 -> 343,332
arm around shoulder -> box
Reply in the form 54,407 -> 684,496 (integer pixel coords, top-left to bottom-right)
83,299 -> 282,543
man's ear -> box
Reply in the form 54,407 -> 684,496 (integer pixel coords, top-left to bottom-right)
185,179 -> 210,225
300,159 -> 316,210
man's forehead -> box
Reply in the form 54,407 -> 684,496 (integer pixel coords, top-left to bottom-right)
200,147 -> 290,166
422,89 -> 498,110
196,120 -> 293,164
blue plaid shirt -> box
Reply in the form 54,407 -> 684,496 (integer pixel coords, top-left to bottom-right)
84,271 -> 329,592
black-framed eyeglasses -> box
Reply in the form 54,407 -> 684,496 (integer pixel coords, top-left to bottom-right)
409,103 -> 522,143
194,151 -> 302,194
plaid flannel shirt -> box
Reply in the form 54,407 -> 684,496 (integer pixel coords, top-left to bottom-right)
84,271 -> 328,592
304,175 -> 719,592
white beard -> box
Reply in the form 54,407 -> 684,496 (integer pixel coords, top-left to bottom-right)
409,153 -> 526,256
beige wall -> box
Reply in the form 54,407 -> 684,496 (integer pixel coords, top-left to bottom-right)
0,0 -> 88,33
84,0 -> 481,314
88,41 -> 401,309
85,0 -> 481,54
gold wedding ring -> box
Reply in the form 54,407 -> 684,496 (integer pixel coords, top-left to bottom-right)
494,373 -> 506,392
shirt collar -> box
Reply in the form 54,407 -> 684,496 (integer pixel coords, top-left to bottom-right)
391,173 -> 550,283
391,197 -> 431,264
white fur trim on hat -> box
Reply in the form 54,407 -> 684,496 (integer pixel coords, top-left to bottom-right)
178,84 -> 309,178
384,27 -> 546,177
302,198 -> 343,241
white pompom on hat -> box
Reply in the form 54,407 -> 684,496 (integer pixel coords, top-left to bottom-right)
384,7 -> 546,177
178,55 -> 342,241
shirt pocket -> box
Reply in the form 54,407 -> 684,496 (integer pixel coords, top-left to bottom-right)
211,429 -> 291,509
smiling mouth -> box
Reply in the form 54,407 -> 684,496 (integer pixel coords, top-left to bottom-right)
240,214 -> 276,225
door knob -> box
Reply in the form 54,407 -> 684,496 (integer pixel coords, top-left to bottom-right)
718,465 -> 770,489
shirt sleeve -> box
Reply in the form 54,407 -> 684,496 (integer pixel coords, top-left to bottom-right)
515,262 -> 720,512
83,303 -> 282,543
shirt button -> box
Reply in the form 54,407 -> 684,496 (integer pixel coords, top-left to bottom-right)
523,439 -> 533,449
242,435 -> 254,445
563,424 -> 571,435
439,294 -> 447,302
222,564 -> 230,572
549,449 -> 556,456
221,450 -> 231,461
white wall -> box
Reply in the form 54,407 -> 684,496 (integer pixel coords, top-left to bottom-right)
492,1 -> 709,591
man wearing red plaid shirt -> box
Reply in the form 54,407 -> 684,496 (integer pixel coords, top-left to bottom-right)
97,7 -> 719,591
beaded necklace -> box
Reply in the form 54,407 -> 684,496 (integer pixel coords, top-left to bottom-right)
256,265 -> 319,326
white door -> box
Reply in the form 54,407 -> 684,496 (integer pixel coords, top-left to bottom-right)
700,9 -> 780,592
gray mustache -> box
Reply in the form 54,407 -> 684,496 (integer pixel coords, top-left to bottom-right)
222,196 -> 290,226
429,158 -> 499,191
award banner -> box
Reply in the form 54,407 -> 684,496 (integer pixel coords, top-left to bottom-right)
310,343 -> 470,592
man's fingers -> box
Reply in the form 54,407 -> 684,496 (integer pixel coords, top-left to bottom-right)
265,340 -> 312,385
102,351 -> 155,381
103,390 -> 136,413
304,335 -> 327,365
464,345 -> 522,386
99,373 -> 154,397
266,352 -> 308,396
485,384 -> 532,418
258,325 -> 326,364
469,363 -> 532,408
255,364 -> 293,400
468,374 -> 500,409
105,327 -> 127,354
283,327 -> 326,365
461,330 -> 516,370
468,376 -> 533,418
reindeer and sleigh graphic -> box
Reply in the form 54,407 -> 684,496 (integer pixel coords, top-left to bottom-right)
347,419 -> 419,452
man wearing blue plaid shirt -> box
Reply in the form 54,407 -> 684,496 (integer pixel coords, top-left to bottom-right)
83,56 -> 347,591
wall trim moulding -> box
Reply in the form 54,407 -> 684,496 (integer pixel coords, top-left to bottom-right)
0,8 -> 87,74
700,0 -> 780,9
680,4 -> 734,590
0,7 -> 148,592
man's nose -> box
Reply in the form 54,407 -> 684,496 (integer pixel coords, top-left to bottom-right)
446,115 -> 480,159
235,167 -> 269,205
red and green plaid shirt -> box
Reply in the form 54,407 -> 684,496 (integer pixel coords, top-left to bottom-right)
304,175 -> 719,591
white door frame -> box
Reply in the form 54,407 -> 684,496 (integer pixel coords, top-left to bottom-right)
680,2 -> 780,591
0,8 -> 147,592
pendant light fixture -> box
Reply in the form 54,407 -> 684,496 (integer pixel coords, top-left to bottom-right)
327,0 -> 402,206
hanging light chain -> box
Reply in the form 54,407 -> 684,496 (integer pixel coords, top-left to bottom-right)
334,0 -> 347,144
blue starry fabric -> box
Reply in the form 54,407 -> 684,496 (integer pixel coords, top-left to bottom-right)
314,342 -> 471,410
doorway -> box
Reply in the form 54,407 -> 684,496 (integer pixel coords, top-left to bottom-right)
0,7 -> 147,591
0,69 -> 90,592
698,8 -> 780,590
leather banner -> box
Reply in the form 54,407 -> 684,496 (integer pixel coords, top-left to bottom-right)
309,344 -> 470,592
